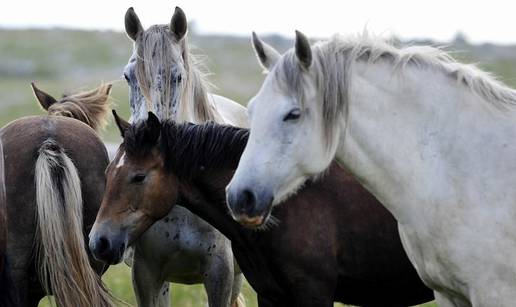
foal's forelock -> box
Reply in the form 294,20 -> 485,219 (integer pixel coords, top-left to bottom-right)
134,25 -> 216,123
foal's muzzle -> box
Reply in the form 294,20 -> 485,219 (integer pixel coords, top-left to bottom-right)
89,225 -> 127,265
226,186 -> 274,228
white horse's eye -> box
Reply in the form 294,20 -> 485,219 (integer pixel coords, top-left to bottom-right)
283,108 -> 301,121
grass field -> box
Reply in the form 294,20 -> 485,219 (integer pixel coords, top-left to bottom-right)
1,28 -> 514,307
37,264 -> 438,307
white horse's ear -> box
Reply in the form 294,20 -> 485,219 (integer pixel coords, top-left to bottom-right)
170,6 -> 187,41
252,32 -> 281,72
125,7 -> 144,41
295,30 -> 312,69
31,82 -> 57,110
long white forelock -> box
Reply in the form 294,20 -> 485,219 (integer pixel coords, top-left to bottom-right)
134,25 -> 223,123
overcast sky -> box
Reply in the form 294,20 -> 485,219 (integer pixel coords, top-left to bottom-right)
1,0 -> 516,44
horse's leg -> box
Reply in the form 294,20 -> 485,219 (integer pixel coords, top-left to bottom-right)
203,247 -> 234,307
157,282 -> 171,307
9,253 -> 33,306
230,271 -> 244,307
132,252 -> 169,307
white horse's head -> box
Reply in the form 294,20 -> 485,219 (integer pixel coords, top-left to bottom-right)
227,31 -> 343,227
122,7 -> 188,122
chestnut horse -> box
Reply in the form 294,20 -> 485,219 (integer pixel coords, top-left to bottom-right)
0,83 -> 114,306
90,112 -> 433,307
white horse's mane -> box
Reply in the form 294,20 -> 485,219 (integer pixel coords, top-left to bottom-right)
274,32 -> 516,146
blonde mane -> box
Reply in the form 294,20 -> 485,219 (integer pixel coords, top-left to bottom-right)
32,83 -> 112,132
274,33 -> 516,147
135,25 -> 220,123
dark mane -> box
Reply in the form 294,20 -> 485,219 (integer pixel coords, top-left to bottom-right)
124,120 -> 249,179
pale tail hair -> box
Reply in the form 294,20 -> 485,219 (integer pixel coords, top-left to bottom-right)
35,139 -> 113,307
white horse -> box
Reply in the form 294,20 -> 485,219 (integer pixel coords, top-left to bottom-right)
227,31 -> 516,307
122,7 -> 247,307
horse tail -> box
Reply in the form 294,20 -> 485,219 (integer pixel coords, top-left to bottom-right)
0,135 -> 17,306
35,138 -> 113,307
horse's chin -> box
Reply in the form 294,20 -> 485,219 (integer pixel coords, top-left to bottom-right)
92,242 -> 126,265
237,205 -> 274,230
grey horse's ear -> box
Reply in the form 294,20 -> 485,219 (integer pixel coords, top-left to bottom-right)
31,82 -> 57,110
295,30 -> 312,69
252,32 -> 281,72
125,7 -> 144,41
113,110 -> 130,138
170,6 -> 187,41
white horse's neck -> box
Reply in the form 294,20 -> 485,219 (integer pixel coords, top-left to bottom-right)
173,62 -> 247,127
338,61 -> 516,225
174,66 -> 217,123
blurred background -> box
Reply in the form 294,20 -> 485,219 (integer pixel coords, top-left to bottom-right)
1,0 -> 516,306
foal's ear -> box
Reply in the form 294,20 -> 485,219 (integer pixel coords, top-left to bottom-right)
145,112 -> 161,145
252,32 -> 281,72
31,82 -> 57,110
125,7 -> 144,41
112,110 -> 130,138
170,6 -> 187,41
295,30 -> 312,69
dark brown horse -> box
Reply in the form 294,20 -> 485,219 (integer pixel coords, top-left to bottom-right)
0,83 -> 114,306
91,112 -> 433,307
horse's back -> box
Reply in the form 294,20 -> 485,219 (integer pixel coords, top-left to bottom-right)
209,94 -> 248,127
4,114 -> 108,222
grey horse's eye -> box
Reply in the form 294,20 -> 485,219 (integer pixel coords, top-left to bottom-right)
175,74 -> 182,84
124,73 -> 130,83
283,108 -> 301,122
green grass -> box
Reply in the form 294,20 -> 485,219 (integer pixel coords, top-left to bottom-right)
37,263 -> 438,307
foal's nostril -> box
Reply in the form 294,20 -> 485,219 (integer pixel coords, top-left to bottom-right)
96,236 -> 110,255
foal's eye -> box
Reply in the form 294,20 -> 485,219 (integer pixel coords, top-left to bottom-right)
131,174 -> 146,184
283,108 -> 301,122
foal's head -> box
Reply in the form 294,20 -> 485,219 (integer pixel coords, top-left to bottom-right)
123,6 -> 191,121
89,111 -> 178,264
